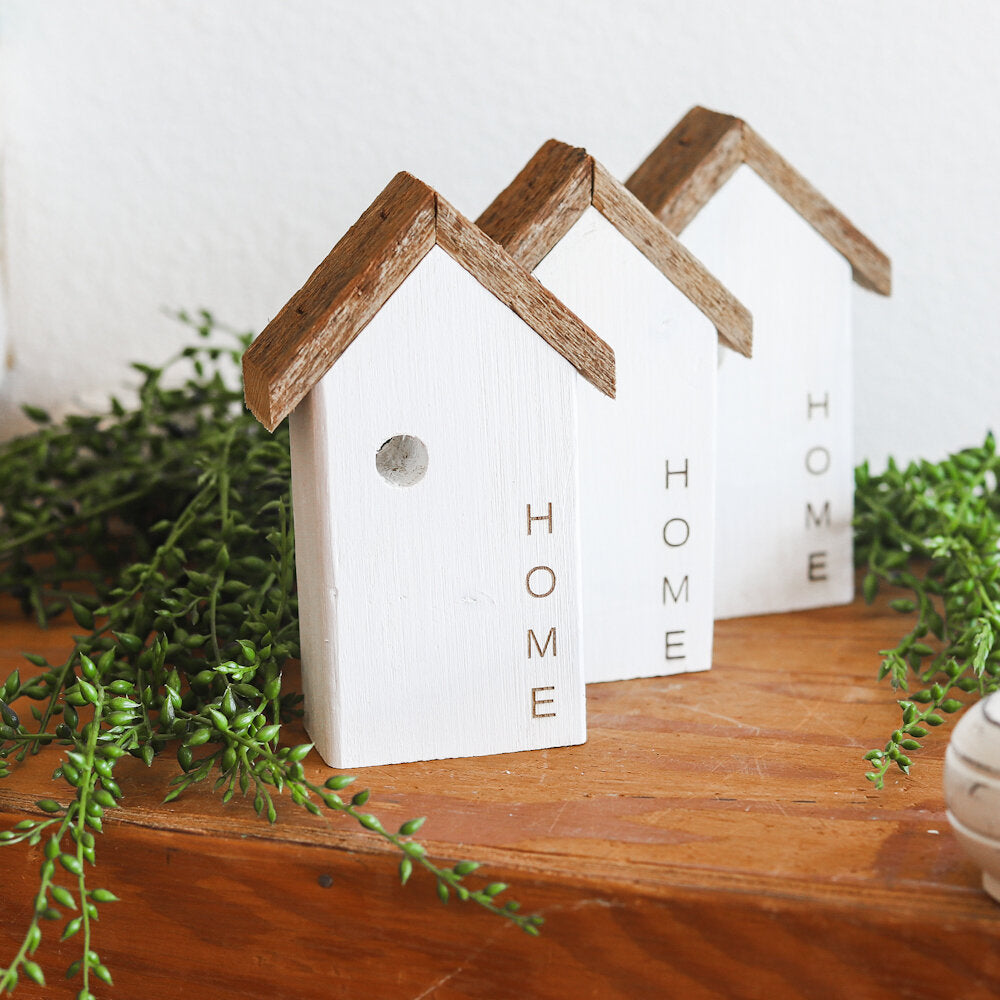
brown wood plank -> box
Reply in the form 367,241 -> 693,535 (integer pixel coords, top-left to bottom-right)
625,106 -> 745,235
436,193 -> 616,399
478,139 -> 752,357
592,160 -> 752,358
2,592 -> 998,999
242,172 -> 437,431
475,140 -> 592,272
626,106 -> 893,296
742,127 -> 892,295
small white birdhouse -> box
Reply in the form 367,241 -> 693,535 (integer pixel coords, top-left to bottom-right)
478,141 -> 752,684
628,107 -> 892,619
243,172 -> 615,767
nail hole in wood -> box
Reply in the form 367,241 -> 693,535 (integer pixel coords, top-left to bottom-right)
375,434 -> 428,487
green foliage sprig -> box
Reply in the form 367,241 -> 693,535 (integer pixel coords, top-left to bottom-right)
855,433 -> 1000,788
0,313 -> 540,997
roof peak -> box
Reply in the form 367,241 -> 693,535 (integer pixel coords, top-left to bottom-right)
243,172 -> 616,431
626,106 -> 892,296
478,140 -> 752,358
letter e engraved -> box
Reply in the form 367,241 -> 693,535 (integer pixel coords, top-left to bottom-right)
663,576 -> 690,604
806,501 -> 831,529
531,686 -> 556,719
662,518 -> 690,547
665,631 -> 686,661
807,393 -> 830,419
805,446 -> 831,476
525,566 -> 556,598
665,459 -> 689,489
808,551 -> 828,582
527,627 -> 557,658
526,502 -> 553,535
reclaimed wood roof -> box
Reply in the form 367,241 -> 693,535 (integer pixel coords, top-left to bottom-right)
625,106 -> 892,296
476,140 -> 753,358
243,172 -> 616,431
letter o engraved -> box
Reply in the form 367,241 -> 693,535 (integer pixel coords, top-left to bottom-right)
805,446 -> 831,476
662,518 -> 690,547
525,565 -> 556,598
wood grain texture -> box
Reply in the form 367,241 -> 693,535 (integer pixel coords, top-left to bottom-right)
3,590 -> 999,999
290,246 -> 588,766
243,172 -> 436,431
626,106 -> 892,296
436,194 -> 615,399
473,139 -> 592,272
591,160 -> 751,358
244,172 -> 615,431
741,127 -> 892,296
624,107 -> 745,237
477,141 -> 752,357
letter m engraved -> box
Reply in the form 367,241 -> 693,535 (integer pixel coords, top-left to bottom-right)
527,627 -> 557,658
806,501 -> 831,529
663,576 -> 690,604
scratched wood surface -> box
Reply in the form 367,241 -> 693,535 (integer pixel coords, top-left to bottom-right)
2,591 -> 999,1000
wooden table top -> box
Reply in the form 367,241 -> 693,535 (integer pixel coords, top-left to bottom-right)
1,591 -> 998,1000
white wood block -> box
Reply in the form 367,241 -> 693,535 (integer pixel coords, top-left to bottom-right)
290,246 -> 587,767
532,207 -> 718,682
681,165 -> 854,619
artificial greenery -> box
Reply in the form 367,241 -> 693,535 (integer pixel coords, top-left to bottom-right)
855,433 -> 1000,788
0,313 -> 540,998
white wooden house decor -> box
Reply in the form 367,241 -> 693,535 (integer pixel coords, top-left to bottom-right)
478,141 -> 752,684
243,172 -> 615,768
627,108 -> 892,619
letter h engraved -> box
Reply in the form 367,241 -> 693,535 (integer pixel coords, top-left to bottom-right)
665,459 -> 689,489
527,502 -> 553,535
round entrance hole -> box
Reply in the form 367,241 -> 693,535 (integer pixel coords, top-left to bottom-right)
375,434 -> 429,487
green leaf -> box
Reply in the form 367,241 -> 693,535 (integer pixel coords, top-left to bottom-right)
22,959 -> 45,986
324,775 -> 355,790
36,799 -> 62,814
90,888 -> 119,903
399,817 -> 426,836
50,885 -> 77,909
286,743 -> 313,763
399,857 -> 413,886
59,853 -> 83,876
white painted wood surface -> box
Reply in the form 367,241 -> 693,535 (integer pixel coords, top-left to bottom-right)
680,165 -> 854,618
532,207 -> 718,683
289,245 -> 587,768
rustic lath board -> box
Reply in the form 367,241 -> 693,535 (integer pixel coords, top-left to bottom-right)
244,172 -> 615,432
625,106 -> 892,295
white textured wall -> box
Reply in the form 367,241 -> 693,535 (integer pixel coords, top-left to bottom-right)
1,0 -> 997,465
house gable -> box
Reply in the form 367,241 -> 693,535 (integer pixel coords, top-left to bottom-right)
289,243 -> 589,765
243,172 -> 615,432
625,106 -> 892,296
477,140 -> 752,359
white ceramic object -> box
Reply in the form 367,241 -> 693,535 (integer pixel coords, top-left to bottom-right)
943,692 -> 1000,902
